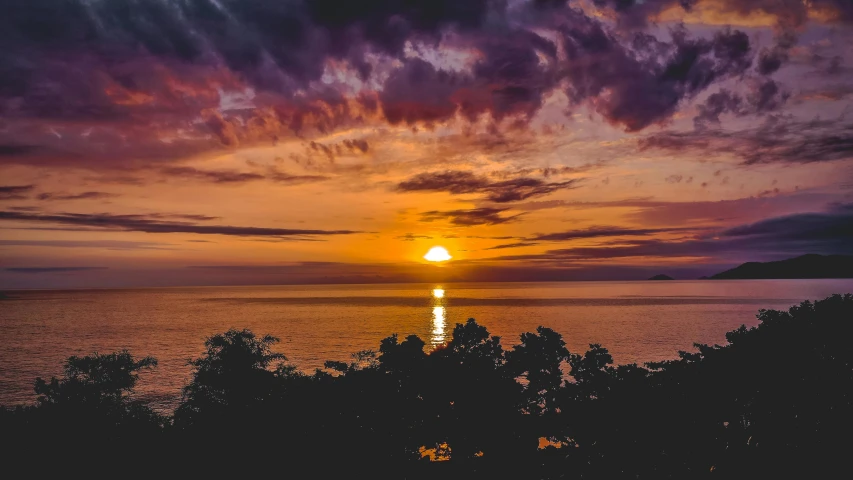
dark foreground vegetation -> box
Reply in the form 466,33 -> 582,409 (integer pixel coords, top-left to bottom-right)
2,295 -> 852,478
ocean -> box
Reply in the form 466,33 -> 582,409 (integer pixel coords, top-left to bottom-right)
2,279 -> 851,411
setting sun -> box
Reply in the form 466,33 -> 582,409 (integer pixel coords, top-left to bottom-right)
424,246 -> 452,262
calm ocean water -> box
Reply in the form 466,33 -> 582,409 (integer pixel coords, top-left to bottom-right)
2,279 -> 852,411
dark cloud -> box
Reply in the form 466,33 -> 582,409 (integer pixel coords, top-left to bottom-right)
485,242 -> 539,250
693,79 -> 789,129
377,24 -> 559,125
159,166 -> 328,185
266,170 -> 330,184
693,90 -> 743,129
397,170 -> 580,202
419,207 -> 522,226
379,58 -> 467,125
397,170 -> 488,194
826,56 -> 844,75
0,0 -> 494,105
489,162 -> 604,181
532,226 -> 699,241
0,144 -> 40,156
0,0 -> 813,173
722,207 -> 853,243
395,233 -> 433,241
160,167 -> 266,184
308,139 -> 370,161
0,240 -> 175,250
758,46 -> 788,75
0,1 -> 489,168
5,267 -> 108,273
0,0 -> 494,127
560,15 -> 753,131
493,204 -> 853,262
0,210 -> 361,238
0,185 -> 34,200
749,79 -> 789,113
642,117 -> 853,164
36,191 -> 117,201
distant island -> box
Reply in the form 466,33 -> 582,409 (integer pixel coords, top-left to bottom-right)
648,274 -> 674,280
710,254 -> 853,279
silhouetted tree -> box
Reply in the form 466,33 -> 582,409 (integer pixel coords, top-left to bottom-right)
174,329 -> 285,433
508,326 -> 570,415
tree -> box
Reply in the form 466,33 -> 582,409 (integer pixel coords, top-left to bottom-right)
507,326 -> 570,415
174,329 -> 285,429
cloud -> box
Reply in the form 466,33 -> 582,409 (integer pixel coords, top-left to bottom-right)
594,0 -> 853,30
419,207 -> 522,226
485,242 -> 539,250
0,210 -> 361,238
379,28 -> 559,125
0,240 -> 176,250
5,267 -> 108,273
397,170 -> 580,202
0,185 -> 34,200
0,0 -> 809,173
642,117 -> 853,164
37,191 -> 118,201
693,78 -> 790,129
0,145 -> 40,156
722,206 -> 853,243
308,139 -> 370,161
560,18 -> 753,131
156,166 -> 329,185
395,233 -> 433,241
397,170 -> 489,194
532,226 -> 700,241
160,167 -> 266,184
492,204 -> 853,263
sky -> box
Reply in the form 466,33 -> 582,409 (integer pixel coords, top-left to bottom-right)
1,0 -> 853,288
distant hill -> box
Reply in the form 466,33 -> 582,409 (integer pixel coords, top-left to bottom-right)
710,254 -> 853,280
648,274 -> 674,280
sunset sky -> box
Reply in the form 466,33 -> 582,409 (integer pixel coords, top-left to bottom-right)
1,0 -> 852,288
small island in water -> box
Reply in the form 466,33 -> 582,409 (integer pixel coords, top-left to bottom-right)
710,254 -> 853,279
648,274 -> 674,280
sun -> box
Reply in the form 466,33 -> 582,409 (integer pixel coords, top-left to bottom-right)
424,246 -> 452,262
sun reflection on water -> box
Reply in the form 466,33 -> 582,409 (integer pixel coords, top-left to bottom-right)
432,306 -> 446,346
431,287 -> 447,347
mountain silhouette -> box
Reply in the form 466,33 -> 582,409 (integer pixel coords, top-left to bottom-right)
710,254 -> 853,279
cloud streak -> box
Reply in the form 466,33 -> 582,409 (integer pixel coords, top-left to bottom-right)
419,207 -> 522,226
531,226 -> 701,241
37,191 -> 118,201
492,205 -> 853,262
397,170 -> 580,203
641,118 -> 853,165
0,185 -> 35,200
0,211 -> 361,238
5,267 -> 107,273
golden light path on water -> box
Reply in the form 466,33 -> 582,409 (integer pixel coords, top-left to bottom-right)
431,288 -> 446,347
